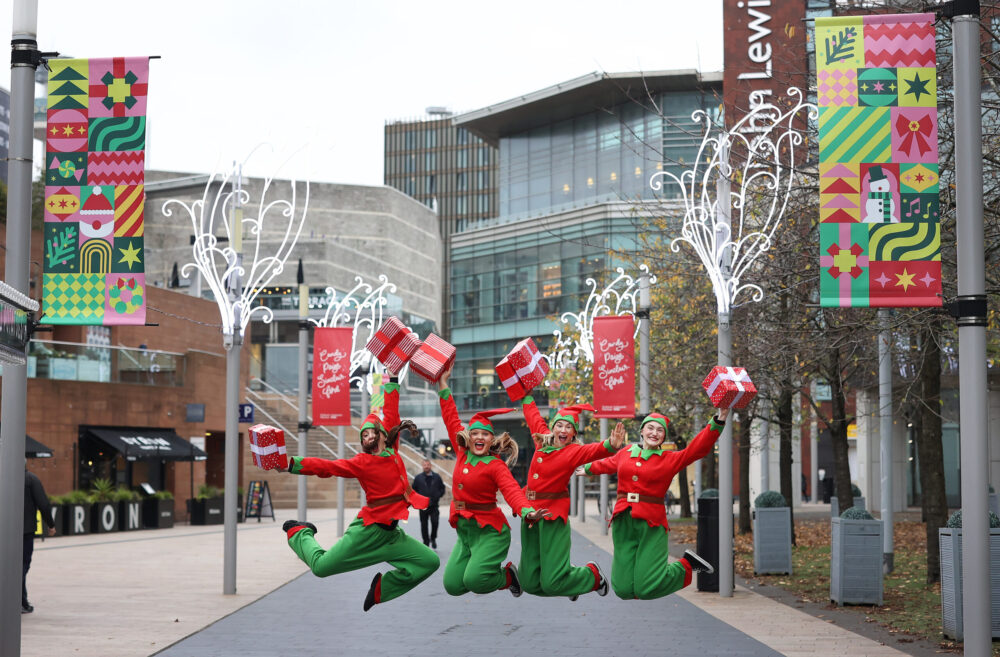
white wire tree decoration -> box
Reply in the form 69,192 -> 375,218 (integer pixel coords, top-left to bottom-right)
314,274 -> 399,391
649,87 -> 816,317
164,158 -> 309,343
549,264 -> 656,369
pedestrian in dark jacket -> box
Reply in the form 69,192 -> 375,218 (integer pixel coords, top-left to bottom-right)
23,465 -> 56,613
412,459 -> 446,548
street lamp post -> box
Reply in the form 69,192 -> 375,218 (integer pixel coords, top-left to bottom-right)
650,89 -> 815,597
164,158 -> 309,594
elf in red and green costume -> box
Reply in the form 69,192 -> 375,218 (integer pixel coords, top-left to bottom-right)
583,409 -> 729,599
436,367 -> 548,597
280,377 -> 439,611
519,397 -> 626,599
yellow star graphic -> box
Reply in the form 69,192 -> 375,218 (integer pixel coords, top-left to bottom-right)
62,125 -> 75,136
895,268 -> 915,291
117,241 -> 142,270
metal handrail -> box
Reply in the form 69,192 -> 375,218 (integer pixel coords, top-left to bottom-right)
246,377 -> 451,490
250,402 -> 300,446
31,338 -> 185,357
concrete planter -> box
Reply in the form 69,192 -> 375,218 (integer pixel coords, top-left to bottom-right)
62,503 -> 90,535
189,497 -> 224,525
831,496 -> 866,517
830,517 -> 883,606
143,498 -> 174,528
117,501 -> 142,531
90,502 -> 118,533
938,528 -> 1000,640
753,507 -> 792,575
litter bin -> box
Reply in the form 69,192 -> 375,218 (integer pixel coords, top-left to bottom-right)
696,497 -> 720,592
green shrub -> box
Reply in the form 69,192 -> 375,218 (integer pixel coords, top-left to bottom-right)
851,483 -> 862,498
111,486 -> 139,502
153,490 -> 174,501
89,477 -> 115,502
699,488 -> 719,499
840,506 -> 875,520
196,484 -> 222,500
754,490 -> 787,508
946,509 -> 1000,528
65,489 -> 91,505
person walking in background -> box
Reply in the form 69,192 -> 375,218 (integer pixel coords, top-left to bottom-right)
23,463 -> 56,614
413,459 -> 446,548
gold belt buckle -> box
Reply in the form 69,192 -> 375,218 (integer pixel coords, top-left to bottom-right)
627,492 -> 640,503
526,490 -> 536,501
455,501 -> 466,510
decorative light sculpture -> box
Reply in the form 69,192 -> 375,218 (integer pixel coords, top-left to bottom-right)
549,264 -> 656,369
163,155 -> 309,595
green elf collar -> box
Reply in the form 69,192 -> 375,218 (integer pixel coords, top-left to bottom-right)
375,447 -> 396,458
630,443 -> 664,460
466,453 -> 497,466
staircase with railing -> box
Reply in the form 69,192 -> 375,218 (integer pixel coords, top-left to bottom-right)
245,378 -> 453,509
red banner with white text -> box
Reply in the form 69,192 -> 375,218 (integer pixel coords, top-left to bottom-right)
592,316 -> 635,418
312,327 -> 352,426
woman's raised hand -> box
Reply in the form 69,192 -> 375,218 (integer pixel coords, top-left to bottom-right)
610,422 -> 627,449
718,407 -> 731,423
438,363 -> 453,391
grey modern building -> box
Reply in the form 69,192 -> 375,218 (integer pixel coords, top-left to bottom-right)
446,70 -> 723,416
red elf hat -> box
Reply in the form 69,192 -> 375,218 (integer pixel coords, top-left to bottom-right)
549,403 -> 596,432
359,413 -> 386,435
640,413 -> 670,432
468,408 -> 514,434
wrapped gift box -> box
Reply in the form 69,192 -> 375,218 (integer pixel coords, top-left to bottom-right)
382,331 -> 422,375
366,317 -> 420,374
249,424 -> 288,470
409,333 -> 456,383
496,338 -> 549,401
702,366 -> 757,409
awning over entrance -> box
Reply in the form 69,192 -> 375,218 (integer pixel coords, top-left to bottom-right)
82,426 -> 207,462
26,435 -> 53,458
0,424 -> 53,458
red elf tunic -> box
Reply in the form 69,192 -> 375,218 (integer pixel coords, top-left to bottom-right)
439,390 -> 533,531
586,417 -> 725,529
521,398 -> 616,522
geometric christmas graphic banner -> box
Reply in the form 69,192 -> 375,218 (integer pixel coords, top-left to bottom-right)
815,14 -> 942,308
43,57 -> 149,325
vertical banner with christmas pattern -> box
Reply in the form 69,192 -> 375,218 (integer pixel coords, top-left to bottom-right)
816,14 -> 942,308
43,57 -> 149,325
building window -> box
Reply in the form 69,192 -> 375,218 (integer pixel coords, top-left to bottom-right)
456,172 -> 467,191
456,196 -> 467,214
457,149 -> 468,168
425,152 -> 437,171
405,154 -> 415,173
477,170 -> 490,190
477,193 -> 490,214
426,175 -> 436,195
478,146 -> 490,166
457,128 -> 469,145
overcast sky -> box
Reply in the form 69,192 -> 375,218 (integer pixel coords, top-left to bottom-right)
2,1 -> 723,186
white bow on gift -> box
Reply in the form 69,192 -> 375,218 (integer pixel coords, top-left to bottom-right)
706,367 -> 751,408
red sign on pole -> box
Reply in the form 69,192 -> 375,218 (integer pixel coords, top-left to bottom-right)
312,327 -> 353,426
592,315 -> 635,418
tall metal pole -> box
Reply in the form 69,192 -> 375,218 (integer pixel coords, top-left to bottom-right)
297,266 -> 309,521
222,167 -> 243,596
360,379 -> 369,507
878,309 -> 894,573
759,390 -> 770,493
639,272 -> 651,416
716,146 -> 734,597
810,381 -> 818,505
337,425 -> 346,536
1,3 -> 38,653
599,417 -> 609,535
952,4 -> 989,654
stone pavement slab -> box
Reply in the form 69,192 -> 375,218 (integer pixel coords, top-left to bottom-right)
155,510 -> 784,657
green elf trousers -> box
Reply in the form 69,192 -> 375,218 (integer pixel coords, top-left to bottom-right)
443,517 -> 511,595
287,517 -> 439,604
519,518 -> 597,597
610,510 -> 688,600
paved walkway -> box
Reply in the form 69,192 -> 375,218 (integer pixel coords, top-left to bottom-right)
19,501 -> 921,657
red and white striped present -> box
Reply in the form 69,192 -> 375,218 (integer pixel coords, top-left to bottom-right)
248,424 -> 288,470
701,366 -> 757,409
496,338 -> 549,402
409,333 -> 456,383
366,317 -> 421,374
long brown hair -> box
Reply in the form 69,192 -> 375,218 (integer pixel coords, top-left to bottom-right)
386,419 -> 417,450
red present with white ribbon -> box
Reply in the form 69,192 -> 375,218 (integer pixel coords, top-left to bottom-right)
409,333 -> 456,383
702,366 -> 758,409
366,317 -> 421,375
496,338 -> 549,402
249,424 -> 288,470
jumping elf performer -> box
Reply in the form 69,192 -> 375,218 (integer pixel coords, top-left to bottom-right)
580,409 -> 729,600
280,377 -> 440,612
436,366 -> 549,597
519,395 -> 626,599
